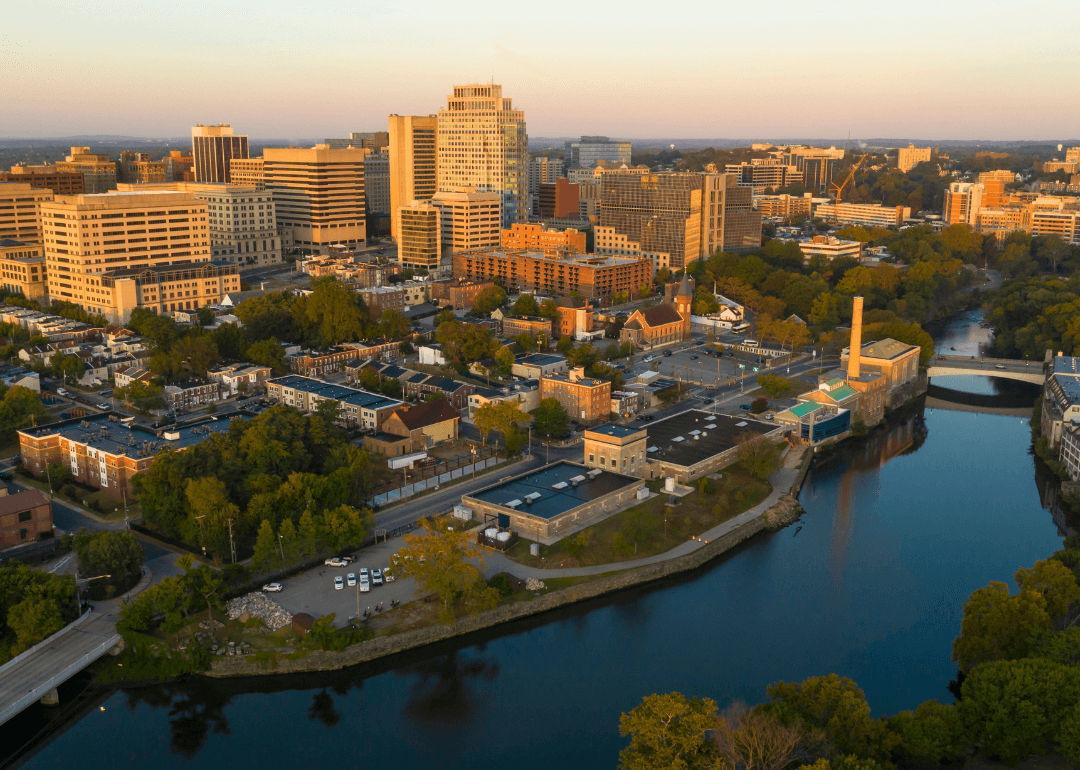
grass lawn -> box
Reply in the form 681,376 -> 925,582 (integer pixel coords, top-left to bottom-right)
504,463 -> 772,569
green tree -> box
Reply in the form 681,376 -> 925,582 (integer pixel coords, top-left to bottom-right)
184,476 -> 240,558
72,531 -> 143,598
115,380 -> 166,412
493,346 -> 515,377
736,434 -> 779,481
297,509 -> 318,559
475,401 -> 531,457
618,692 -> 718,770
472,285 -> 507,315
53,353 -> 85,384
538,298 -> 559,319
252,519 -> 279,571
887,700 -> 967,765
756,373 -> 794,397
1015,558 -> 1080,626
379,308 -> 410,340
512,294 -> 540,317
621,507 -> 660,554
278,518 -> 299,565
530,398 -> 571,440
952,581 -> 1052,673
7,593 -> 65,653
393,521 -> 498,623
0,384 -> 48,442
245,337 -> 289,373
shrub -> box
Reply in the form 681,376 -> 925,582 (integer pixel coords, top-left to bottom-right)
750,397 -> 768,414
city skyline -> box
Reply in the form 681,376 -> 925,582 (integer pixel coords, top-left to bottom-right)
5,1 -> 1080,140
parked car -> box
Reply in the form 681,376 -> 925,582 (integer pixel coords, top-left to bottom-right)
702,397 -> 713,404
57,388 -> 69,397
372,568 -> 384,586
994,363 -> 1006,369
689,354 -> 698,360
346,572 -> 357,587
97,403 -> 110,410
359,567 -> 370,581
262,582 -> 284,593
740,403 -> 751,410
359,575 -> 370,592
663,350 -> 672,357
325,557 -> 348,567
334,576 -> 344,590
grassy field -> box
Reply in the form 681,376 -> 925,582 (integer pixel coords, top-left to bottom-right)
504,463 -> 772,569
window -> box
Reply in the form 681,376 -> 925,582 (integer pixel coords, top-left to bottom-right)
18,511 -> 31,522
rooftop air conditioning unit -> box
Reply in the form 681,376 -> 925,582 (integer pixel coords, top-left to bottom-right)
552,481 -> 568,489
505,499 -> 522,508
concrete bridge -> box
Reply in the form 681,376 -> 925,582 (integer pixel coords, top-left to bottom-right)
0,606 -> 123,727
926,354 -> 1045,385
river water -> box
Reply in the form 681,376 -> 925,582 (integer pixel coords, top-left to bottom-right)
10,312 -> 1060,769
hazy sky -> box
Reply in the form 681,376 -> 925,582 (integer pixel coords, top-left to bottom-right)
4,0 -> 1080,140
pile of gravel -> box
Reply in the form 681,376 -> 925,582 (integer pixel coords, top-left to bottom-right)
525,577 -> 546,591
225,592 -> 292,631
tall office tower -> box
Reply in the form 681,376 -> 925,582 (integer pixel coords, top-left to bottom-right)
398,201 -> 441,270
527,157 -> 565,216
117,182 -> 282,269
263,144 -> 368,251
896,144 -> 932,173
711,174 -> 761,253
364,148 -> 391,216
39,190 -> 239,322
56,147 -> 117,193
564,136 -> 632,169
0,183 -> 52,242
229,157 -> 265,190
598,171 -> 703,269
351,131 -> 389,151
388,114 -> 438,241
436,84 -> 528,227
943,182 -> 984,226
191,124 -> 249,183
431,189 -> 501,259
782,146 -> 844,192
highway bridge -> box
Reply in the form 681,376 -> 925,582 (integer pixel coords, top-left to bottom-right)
926,354 -> 1045,385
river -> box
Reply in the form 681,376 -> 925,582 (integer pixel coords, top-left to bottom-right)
7,312 -> 1061,769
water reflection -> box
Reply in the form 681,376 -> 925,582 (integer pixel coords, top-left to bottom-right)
398,652 -> 499,724
122,684 -> 234,759
308,690 -> 341,728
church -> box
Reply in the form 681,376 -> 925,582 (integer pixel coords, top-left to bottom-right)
619,274 -> 693,347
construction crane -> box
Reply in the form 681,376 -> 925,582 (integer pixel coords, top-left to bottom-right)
828,154 -> 867,224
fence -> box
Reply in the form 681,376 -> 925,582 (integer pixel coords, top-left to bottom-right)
372,453 -> 500,507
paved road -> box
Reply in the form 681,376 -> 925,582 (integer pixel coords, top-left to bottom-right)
928,355 -> 1040,375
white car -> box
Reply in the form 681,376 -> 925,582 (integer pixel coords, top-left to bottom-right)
97,403 -> 110,410
359,576 -> 370,593
261,582 -> 283,593
334,576 -> 344,590
324,557 -> 348,567
346,572 -> 357,587
371,569 -> 384,586
358,567 -> 370,581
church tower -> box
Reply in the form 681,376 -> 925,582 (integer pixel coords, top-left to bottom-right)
675,273 -> 693,340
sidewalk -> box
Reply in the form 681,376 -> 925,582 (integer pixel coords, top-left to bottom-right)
484,462 -> 800,580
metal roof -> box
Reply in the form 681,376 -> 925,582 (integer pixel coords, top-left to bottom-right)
464,461 -> 638,521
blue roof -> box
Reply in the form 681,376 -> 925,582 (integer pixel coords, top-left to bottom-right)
269,375 -> 400,410
464,461 -> 639,520
587,423 -> 642,438
1053,356 -> 1080,375
517,353 -> 566,366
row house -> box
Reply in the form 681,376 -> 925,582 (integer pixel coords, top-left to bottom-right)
401,372 -> 474,411
164,380 -> 221,410
208,363 -> 272,396
266,374 -> 403,430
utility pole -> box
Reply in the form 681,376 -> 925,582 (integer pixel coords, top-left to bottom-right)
277,533 -> 285,565
227,518 -> 236,564
195,514 -> 206,558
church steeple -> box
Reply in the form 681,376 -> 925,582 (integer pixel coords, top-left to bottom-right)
674,272 -> 693,339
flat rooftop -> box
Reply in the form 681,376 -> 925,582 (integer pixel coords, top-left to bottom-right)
464,460 -> 638,520
645,409 -> 776,468
268,374 -> 403,410
586,423 -> 644,439
20,411 -> 249,459
517,353 -> 566,367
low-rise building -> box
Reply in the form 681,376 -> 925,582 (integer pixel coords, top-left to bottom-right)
289,346 -> 358,377
0,239 -> 48,301
369,398 -> 460,454
774,401 -> 852,446
584,423 -> 647,476
0,488 -> 53,551
401,372 -> 474,411
1042,355 -> 1080,451
430,278 -> 495,310
796,235 -> 864,262
813,202 -> 911,228
540,367 -> 612,423
207,363 -> 272,396
512,353 -> 568,379
498,313 -> 554,341
266,374 -> 404,430
641,409 -> 783,483
460,460 -> 646,544
839,336 -> 921,408
467,380 -> 540,419
501,223 -> 587,252
164,380 -> 220,410
417,344 -> 447,366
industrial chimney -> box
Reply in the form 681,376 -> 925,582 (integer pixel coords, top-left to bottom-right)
847,296 -> 864,379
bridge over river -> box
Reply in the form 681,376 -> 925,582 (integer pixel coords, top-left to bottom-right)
926,354 -> 1045,385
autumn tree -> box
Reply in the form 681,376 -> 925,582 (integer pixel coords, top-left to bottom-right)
712,702 -> 810,770
474,401 -> 532,458
618,692 -> 718,770
736,434 -> 779,481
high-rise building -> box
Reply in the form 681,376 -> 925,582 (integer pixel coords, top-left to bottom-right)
39,190 -> 239,322
436,84 -> 528,227
263,144 -> 368,251
1066,147 -> 1080,165
117,182 -> 282,269
397,201 -> 441,270
708,174 -> 762,253
897,144 -> 932,173
977,170 -> 1011,208
528,157 -> 565,215
598,171 -> 703,268
2,165 -> 85,195
118,152 -> 167,184
943,182 -> 984,226
538,178 -> 580,220
325,132 -> 390,151
725,159 -> 802,194
565,136 -> 632,169
163,151 -> 195,182
430,189 -> 501,258
0,183 -> 52,242
388,114 -> 438,241
191,124 -> 249,183
56,147 -> 116,193
781,146 -> 844,192
229,157 -> 265,190
364,148 -> 391,216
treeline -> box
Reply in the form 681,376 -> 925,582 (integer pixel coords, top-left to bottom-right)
0,563 -> 77,662
0,382 -> 48,443
619,540 -> 1080,768
134,406 -> 380,561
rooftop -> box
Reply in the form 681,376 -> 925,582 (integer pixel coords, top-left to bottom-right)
268,375 -> 403,411
517,353 -> 566,367
858,338 -> 920,361
19,411 -> 249,459
1052,356 -> 1080,376
464,460 -> 639,520
394,399 -> 460,430
789,402 -> 824,419
586,423 -> 644,439
644,409 -> 776,468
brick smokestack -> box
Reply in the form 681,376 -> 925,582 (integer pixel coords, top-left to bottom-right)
847,296 -> 864,379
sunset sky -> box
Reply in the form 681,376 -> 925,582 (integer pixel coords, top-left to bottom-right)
4,0 -> 1079,140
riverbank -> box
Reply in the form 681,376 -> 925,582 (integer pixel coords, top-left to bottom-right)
203,448 -> 812,679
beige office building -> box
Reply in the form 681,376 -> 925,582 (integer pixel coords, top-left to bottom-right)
430,189 -> 501,258
56,147 -> 116,194
388,114 -> 438,241
437,84 -> 528,227
0,240 -> 48,301
942,182 -> 984,226
264,144 -> 368,251
117,182 -> 282,269
814,201 -> 912,228
897,145 -> 932,173
230,157 -> 265,190
191,124 -> 248,183
398,201 -> 441,270
0,183 -> 52,242
39,190 -> 239,322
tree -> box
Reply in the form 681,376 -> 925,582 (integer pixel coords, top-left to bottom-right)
530,398 -> 570,440
252,519 -> 279,571
183,477 -> 240,559
115,380 -> 166,412
951,581 -> 1051,673
887,700 -> 967,765
303,278 -> 365,346
618,692 -> 718,770
736,434 -> 779,480
72,531 -> 143,598
393,521 -> 498,623
512,294 -> 540,317
474,401 -> 531,457
621,506 -> 660,554
757,374 -> 794,397
0,384 -> 48,442
472,285 -> 507,315
538,298 -> 559,319
493,346 -> 515,377
379,308 -> 410,341
713,702 -> 810,770
196,306 -> 215,326
7,593 -> 65,653
53,353 -> 85,384
1015,558 -> 1080,626
245,338 -> 289,373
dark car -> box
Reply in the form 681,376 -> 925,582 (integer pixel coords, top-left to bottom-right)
663,350 -> 672,357
702,397 -> 713,404
740,403 -> 751,410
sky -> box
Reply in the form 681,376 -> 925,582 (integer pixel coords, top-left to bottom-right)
3,0 -> 1080,141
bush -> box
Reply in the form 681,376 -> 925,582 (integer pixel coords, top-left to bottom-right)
749,397 -> 768,414
488,573 -> 515,598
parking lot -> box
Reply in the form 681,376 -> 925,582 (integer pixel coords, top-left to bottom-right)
269,536 -> 420,626
629,340 -> 784,388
